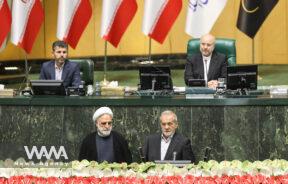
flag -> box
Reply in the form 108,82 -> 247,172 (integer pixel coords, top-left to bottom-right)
10,0 -> 44,54
57,0 -> 92,49
0,0 -> 11,49
237,0 -> 279,38
100,0 -> 137,48
142,0 -> 182,44
185,0 -> 227,38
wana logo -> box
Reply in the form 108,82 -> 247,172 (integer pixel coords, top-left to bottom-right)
24,146 -> 68,160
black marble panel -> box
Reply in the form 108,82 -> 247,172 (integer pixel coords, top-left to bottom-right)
190,107 -> 224,162
0,105 -> 31,160
222,107 -> 259,161
259,106 -> 288,160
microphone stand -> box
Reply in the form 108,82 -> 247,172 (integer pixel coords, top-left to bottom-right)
203,147 -> 211,162
151,77 -> 156,97
138,147 -> 145,162
21,53 -> 32,96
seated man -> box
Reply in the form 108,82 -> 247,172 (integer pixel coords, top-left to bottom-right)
39,40 -> 81,88
78,107 -> 132,163
143,110 -> 195,163
184,33 -> 227,89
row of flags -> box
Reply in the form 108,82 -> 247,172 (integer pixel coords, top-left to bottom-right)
0,0 -> 279,54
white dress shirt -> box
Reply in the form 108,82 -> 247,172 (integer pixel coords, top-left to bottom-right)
160,133 -> 174,160
55,63 -> 64,80
202,55 -> 211,86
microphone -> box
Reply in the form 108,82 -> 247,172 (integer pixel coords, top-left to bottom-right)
151,77 -> 156,92
203,147 -> 211,162
151,66 -> 174,94
19,66 -> 32,96
138,147 -> 145,162
172,151 -> 177,161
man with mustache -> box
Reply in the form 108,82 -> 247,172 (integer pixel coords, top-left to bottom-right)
143,110 -> 195,163
78,107 -> 132,163
39,40 -> 81,88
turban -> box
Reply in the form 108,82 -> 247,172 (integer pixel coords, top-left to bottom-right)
93,107 -> 113,122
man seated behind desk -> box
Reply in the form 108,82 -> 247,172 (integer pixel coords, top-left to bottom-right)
184,33 -> 227,89
39,40 -> 81,88
143,110 -> 195,163
78,107 -> 132,163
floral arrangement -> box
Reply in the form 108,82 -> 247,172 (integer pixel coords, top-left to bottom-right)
0,159 -> 288,183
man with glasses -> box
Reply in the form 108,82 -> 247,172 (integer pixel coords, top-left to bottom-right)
78,107 -> 132,163
143,110 -> 195,162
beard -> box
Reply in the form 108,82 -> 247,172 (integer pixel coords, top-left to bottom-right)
97,126 -> 112,137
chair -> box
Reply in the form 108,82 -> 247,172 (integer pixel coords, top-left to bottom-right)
70,59 -> 94,86
187,38 -> 236,66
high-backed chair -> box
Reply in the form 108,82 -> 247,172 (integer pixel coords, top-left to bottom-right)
187,38 -> 236,66
70,59 -> 94,86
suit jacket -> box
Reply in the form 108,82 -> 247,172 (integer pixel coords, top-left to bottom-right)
39,60 -> 81,88
78,131 -> 132,163
184,51 -> 227,86
143,132 -> 195,163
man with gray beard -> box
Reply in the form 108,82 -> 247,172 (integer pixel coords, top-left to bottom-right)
78,107 -> 132,163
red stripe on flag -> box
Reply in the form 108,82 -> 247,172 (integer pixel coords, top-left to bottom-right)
64,0 -> 92,49
149,0 -> 182,44
19,0 -> 44,54
103,0 -> 137,48
0,0 -> 11,46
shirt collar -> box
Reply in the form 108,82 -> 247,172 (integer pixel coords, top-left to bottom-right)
202,55 -> 212,61
161,133 -> 174,143
55,63 -> 64,70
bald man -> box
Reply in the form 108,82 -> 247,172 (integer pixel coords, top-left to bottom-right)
184,34 -> 227,89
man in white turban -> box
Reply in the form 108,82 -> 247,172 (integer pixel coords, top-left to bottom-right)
78,107 -> 132,163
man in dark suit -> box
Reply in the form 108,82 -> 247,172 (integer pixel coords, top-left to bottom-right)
184,34 -> 227,88
39,40 -> 81,88
143,110 -> 195,163
79,107 -> 132,163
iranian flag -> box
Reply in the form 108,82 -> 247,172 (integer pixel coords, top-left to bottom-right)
142,0 -> 182,44
100,0 -> 138,48
0,0 -> 11,49
10,0 -> 44,54
57,0 -> 92,49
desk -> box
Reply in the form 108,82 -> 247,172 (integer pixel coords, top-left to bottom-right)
0,95 -> 287,162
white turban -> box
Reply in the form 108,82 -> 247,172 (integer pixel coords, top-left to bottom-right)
93,107 -> 113,122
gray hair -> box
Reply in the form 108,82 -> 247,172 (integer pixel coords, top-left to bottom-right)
160,110 -> 178,123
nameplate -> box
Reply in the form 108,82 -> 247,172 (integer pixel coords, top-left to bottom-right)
186,87 -> 215,94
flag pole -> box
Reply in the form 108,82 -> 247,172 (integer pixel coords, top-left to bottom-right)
102,40 -> 108,86
148,38 -> 152,61
253,38 -> 262,80
252,39 -> 255,64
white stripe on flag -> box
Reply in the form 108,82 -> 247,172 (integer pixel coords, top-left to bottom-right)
57,0 -> 80,39
100,0 -> 121,37
142,0 -> 166,35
